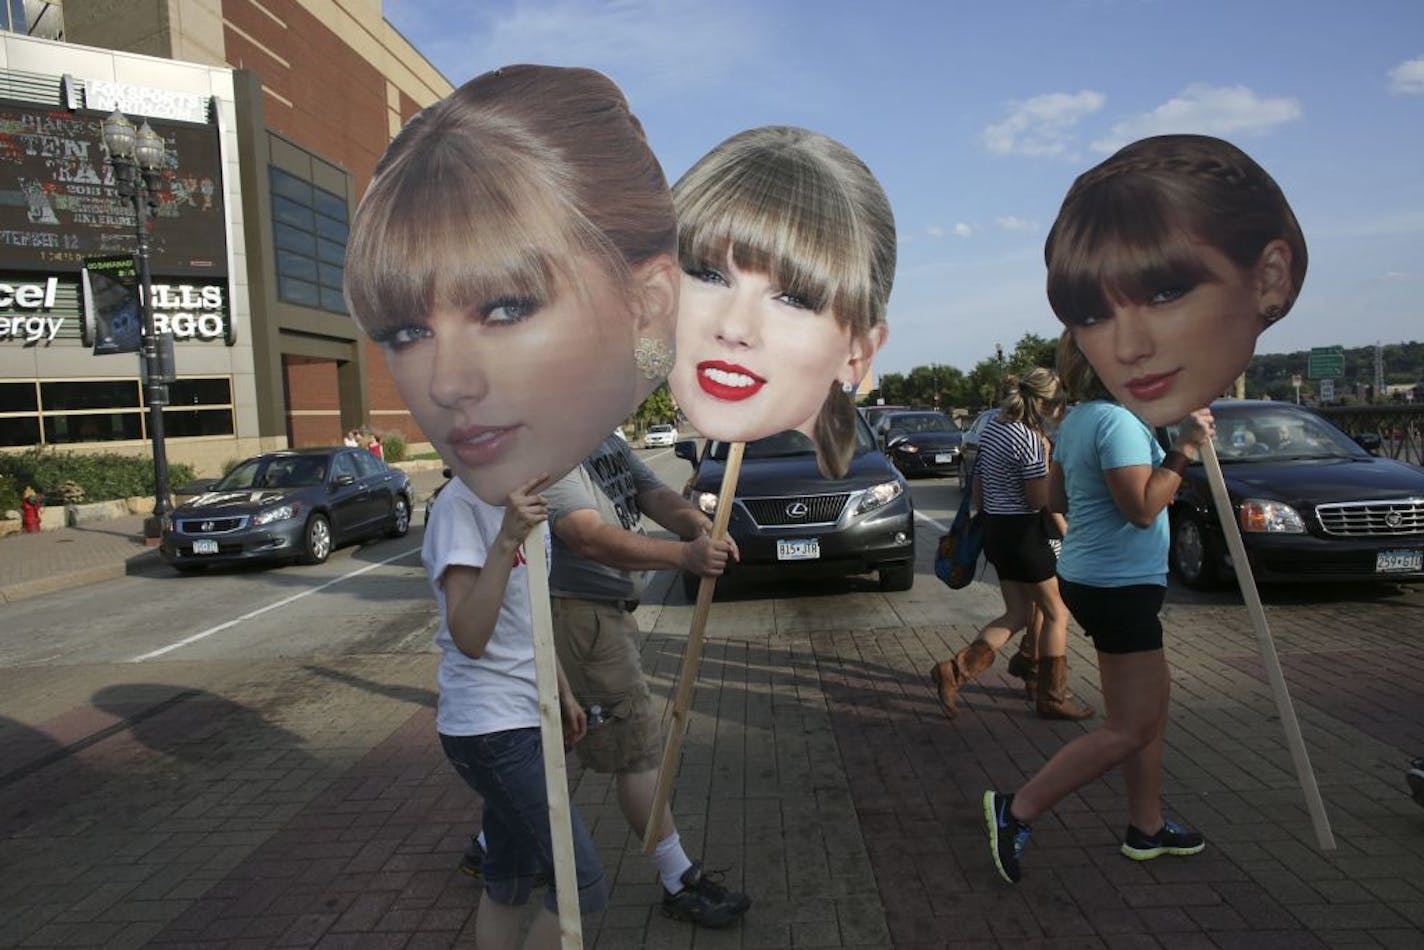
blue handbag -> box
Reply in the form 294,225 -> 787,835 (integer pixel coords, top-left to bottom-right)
935,471 -> 984,590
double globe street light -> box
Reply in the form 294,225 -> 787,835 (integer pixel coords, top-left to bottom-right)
101,110 -> 173,538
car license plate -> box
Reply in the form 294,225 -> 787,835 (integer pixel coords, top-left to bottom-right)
777,539 -> 820,561
935,453 -> 953,464
192,539 -> 218,555
1375,549 -> 1422,573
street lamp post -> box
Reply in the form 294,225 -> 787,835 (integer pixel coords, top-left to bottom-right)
102,110 -> 172,539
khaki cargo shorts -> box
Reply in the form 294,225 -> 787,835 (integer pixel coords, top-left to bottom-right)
550,596 -> 663,774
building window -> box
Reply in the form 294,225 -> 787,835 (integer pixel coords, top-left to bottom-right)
271,167 -> 348,315
0,377 -> 235,448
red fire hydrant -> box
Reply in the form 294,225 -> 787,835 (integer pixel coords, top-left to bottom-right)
21,486 -> 43,533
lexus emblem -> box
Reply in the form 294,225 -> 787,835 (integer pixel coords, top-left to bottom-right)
1385,510 -> 1403,528
201,521 -> 215,532
786,502 -> 809,519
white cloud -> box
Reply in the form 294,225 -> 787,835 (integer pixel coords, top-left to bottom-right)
996,216 -> 1036,232
1090,84 -> 1302,153
926,225 -> 945,238
1389,56 -> 1424,95
954,222 -> 974,238
981,90 -> 1105,157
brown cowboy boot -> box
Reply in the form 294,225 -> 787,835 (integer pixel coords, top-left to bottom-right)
1005,631 -> 1038,701
1035,655 -> 1095,720
929,641 -> 996,718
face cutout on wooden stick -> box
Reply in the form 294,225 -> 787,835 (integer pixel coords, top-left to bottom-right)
669,126 -> 894,478
1045,134 -> 1306,426
345,65 -> 676,505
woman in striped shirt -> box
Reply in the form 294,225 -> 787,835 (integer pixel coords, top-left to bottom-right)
930,368 -> 1094,721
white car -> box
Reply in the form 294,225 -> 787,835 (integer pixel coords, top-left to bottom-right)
643,424 -> 678,448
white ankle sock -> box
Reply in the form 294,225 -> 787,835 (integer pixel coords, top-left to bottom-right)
652,831 -> 694,893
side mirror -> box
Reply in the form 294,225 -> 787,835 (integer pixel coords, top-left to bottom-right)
1353,432 -> 1382,454
674,439 -> 698,466
333,474 -> 356,488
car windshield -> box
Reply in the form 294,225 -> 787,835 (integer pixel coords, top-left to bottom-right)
707,418 -> 878,460
887,412 -> 958,434
217,456 -> 329,489
650,425 -> 673,433
1164,405 -> 1369,462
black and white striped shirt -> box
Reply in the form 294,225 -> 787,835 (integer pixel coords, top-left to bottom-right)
976,417 -> 1047,515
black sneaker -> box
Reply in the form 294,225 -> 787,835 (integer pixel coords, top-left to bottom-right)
983,790 -> 1031,884
661,861 -> 751,928
1120,819 -> 1205,861
1408,758 -> 1424,808
458,834 -> 484,878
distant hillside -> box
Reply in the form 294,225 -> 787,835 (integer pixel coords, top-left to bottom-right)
1246,341 -> 1423,401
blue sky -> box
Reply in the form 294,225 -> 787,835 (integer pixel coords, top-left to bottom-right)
385,0 -> 1424,378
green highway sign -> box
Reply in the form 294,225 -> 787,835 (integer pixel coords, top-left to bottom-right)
1307,346 -> 1344,379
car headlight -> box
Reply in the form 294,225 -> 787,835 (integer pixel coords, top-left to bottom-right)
895,443 -> 919,453
694,492 -> 718,515
1239,499 -> 1305,533
254,502 -> 300,525
853,480 -> 904,516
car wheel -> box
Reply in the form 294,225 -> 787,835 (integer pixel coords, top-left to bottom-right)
301,513 -> 332,565
682,571 -> 703,602
1170,515 -> 1219,589
387,495 -> 411,538
879,561 -> 914,591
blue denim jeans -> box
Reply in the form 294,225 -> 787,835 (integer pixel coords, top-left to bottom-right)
440,728 -> 608,914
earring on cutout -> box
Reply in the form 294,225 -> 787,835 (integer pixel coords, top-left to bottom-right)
841,380 -> 857,394
1261,304 -> 1284,326
634,337 -> 675,380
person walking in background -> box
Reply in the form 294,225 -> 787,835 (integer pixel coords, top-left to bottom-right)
423,472 -> 607,946
544,432 -> 751,928
366,432 -> 384,461
343,428 -> 360,448
930,368 -> 1093,721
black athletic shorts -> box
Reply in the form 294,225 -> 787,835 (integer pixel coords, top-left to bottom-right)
1057,578 -> 1165,654
982,512 -> 1057,584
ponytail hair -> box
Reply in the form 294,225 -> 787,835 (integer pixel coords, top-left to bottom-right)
813,382 -> 858,480
1054,329 -> 1114,403
998,366 -> 1065,437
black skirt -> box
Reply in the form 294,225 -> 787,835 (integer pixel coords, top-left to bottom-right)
981,512 -> 1057,583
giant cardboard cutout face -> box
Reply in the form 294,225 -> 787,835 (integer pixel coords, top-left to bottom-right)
1045,134 -> 1306,426
668,127 -> 893,478
344,66 -> 676,505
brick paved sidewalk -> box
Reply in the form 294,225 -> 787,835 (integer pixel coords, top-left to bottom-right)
1,598 -> 1422,947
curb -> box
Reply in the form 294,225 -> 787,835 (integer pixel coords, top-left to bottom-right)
0,549 -> 160,605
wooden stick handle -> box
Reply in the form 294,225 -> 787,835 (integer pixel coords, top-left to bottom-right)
642,441 -> 746,854
1199,439 -> 1336,850
524,526 -> 584,947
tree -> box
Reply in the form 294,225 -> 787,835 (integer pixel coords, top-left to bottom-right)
632,384 -> 676,435
1008,332 -> 1056,373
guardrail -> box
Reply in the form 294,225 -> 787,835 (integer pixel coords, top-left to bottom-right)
1315,405 -> 1423,465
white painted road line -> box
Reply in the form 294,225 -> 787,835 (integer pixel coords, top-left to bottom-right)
914,509 -> 950,534
130,545 -> 423,662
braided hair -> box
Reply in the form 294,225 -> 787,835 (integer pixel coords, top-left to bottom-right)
1044,134 -> 1306,329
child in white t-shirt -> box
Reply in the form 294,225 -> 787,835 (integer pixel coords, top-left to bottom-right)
424,472 -> 606,948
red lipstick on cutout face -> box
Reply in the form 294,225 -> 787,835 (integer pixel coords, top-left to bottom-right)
1123,370 -> 1181,402
696,360 -> 767,401
445,423 -> 520,468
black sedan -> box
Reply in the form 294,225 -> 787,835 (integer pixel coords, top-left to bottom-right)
1159,401 -> 1424,587
876,410 -> 964,477
675,418 -> 915,597
160,447 -> 413,572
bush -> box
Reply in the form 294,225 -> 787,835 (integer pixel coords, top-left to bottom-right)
380,430 -> 407,463
0,448 -> 195,505
221,456 -> 243,476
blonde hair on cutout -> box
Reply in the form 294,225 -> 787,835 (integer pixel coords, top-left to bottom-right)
1044,134 -> 1306,329
674,126 -> 895,478
1054,329 -> 1114,403
345,64 -> 674,339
